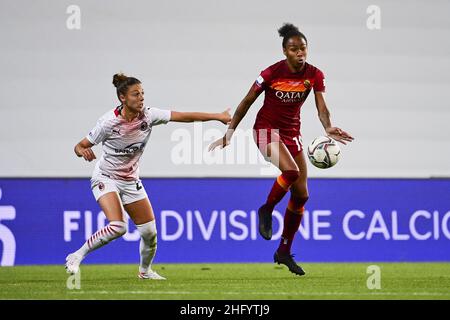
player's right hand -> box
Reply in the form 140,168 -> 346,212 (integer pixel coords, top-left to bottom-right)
208,136 -> 230,151
80,147 -> 96,162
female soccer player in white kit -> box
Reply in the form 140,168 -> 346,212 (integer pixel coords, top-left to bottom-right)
65,73 -> 231,279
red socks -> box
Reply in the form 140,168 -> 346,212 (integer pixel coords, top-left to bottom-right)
277,196 -> 306,255
266,170 -> 299,208
265,170 -> 307,255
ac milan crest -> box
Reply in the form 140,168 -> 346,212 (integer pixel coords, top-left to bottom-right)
140,122 -> 148,131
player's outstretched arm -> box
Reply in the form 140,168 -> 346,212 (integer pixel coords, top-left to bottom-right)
74,138 -> 96,162
209,86 -> 261,151
170,109 -> 231,124
314,91 -> 354,145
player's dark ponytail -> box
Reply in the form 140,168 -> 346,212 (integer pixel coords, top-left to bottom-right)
278,23 -> 307,48
112,73 -> 141,99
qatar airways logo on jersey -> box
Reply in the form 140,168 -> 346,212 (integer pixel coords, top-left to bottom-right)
275,90 -> 309,103
274,79 -> 311,103
114,142 -> 146,154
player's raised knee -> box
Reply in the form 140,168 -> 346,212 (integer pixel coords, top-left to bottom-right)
109,221 -> 128,237
283,169 -> 300,184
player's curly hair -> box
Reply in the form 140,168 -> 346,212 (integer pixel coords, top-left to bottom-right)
278,23 -> 307,48
112,73 -> 141,99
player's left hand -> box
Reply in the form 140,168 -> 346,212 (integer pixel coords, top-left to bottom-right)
208,135 -> 230,151
326,127 -> 354,145
218,108 -> 232,125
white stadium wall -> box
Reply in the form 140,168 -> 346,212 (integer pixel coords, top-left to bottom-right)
0,0 -> 449,178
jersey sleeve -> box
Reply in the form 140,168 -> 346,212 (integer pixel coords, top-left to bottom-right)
252,67 -> 273,94
313,69 -> 326,92
86,118 -> 108,145
148,107 -> 171,126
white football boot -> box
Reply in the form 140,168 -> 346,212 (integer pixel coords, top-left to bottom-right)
65,253 -> 83,274
138,270 -> 166,280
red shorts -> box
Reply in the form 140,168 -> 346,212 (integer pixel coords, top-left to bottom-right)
253,127 -> 303,159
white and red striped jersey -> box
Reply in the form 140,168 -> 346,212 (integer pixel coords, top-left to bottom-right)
86,106 -> 171,181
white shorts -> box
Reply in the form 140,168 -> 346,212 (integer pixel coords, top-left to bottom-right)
91,173 -> 148,205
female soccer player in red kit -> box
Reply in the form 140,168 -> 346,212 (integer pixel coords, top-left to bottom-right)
210,23 -> 354,275
66,73 -> 231,279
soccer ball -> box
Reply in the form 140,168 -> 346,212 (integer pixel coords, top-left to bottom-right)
307,136 -> 341,169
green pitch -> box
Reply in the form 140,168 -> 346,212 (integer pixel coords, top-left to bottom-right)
1,263 -> 449,300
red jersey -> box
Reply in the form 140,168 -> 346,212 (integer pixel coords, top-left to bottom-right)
253,60 -> 325,137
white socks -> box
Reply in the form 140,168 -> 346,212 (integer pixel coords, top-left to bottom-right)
72,219 -> 157,274
75,221 -> 127,258
136,220 -> 158,274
